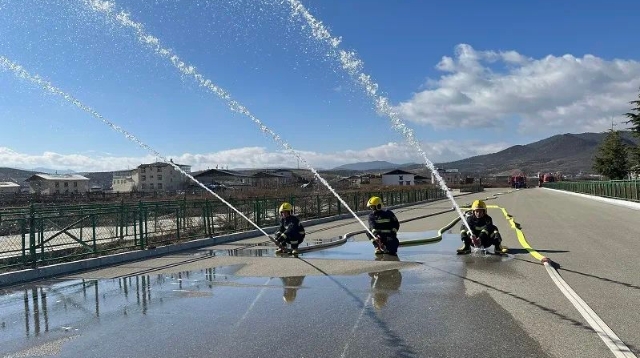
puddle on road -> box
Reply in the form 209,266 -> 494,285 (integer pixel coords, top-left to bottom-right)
0,263 -> 452,356
0,231 -> 519,358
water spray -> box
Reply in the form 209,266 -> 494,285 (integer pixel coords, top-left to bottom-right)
282,0 -> 473,234
82,0 -> 376,238
0,55 -> 272,239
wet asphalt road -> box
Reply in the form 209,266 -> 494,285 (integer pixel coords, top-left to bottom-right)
0,188 -> 639,358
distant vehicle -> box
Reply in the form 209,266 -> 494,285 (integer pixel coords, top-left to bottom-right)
508,174 -> 527,188
543,173 -> 556,183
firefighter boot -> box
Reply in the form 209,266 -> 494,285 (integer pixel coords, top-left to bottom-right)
275,243 -> 288,254
493,236 -> 508,254
494,243 -> 508,255
456,237 -> 472,255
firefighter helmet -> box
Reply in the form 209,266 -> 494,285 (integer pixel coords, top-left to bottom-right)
367,196 -> 382,210
471,200 -> 487,210
279,202 -> 293,213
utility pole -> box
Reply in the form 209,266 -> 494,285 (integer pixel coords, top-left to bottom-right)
611,118 -> 618,131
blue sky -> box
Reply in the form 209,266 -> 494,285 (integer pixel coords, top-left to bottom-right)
1,0 -> 639,172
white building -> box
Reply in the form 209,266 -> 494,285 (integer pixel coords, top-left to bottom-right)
431,168 -> 461,185
25,174 -> 90,194
112,170 -> 137,193
112,161 -> 192,193
0,182 -> 21,194
381,169 -> 415,186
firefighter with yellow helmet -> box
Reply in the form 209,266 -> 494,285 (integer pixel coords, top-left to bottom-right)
273,202 -> 306,255
366,196 -> 400,255
457,199 -> 507,255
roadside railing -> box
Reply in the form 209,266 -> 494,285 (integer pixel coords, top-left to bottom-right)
543,180 -> 640,202
0,185 -> 483,271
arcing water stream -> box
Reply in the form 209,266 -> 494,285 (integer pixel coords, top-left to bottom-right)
82,0 -> 376,238
282,0 -> 473,233
0,55 -> 272,238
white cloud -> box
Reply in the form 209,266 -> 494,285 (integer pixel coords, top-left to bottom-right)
0,147 -> 156,172
0,140 -> 509,173
396,44 -> 640,133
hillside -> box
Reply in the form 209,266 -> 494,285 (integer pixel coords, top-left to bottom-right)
333,131 -> 640,176
0,168 -> 38,186
427,131 -> 640,175
333,161 -> 402,171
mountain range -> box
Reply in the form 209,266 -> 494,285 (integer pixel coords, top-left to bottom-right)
331,131 -> 639,175
1,131 -> 638,187
332,160 -> 416,171
426,131 -> 639,175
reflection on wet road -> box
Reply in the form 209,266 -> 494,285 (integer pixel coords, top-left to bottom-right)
0,234 -> 541,358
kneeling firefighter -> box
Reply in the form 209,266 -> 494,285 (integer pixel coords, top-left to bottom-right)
274,202 -> 306,254
366,196 -> 400,255
457,199 -> 508,255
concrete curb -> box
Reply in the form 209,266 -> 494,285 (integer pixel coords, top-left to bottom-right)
542,187 -> 640,211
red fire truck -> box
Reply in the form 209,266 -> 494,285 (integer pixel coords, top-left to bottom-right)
508,171 -> 527,188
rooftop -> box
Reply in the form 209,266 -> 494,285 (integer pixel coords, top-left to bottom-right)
25,174 -> 89,181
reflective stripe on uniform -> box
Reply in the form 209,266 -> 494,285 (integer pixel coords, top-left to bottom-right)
375,219 -> 391,223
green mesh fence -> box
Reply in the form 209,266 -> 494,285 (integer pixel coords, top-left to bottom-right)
543,180 -> 640,202
0,185 -> 483,271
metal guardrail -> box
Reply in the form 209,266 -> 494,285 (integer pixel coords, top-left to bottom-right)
0,185 -> 484,271
543,180 -> 640,202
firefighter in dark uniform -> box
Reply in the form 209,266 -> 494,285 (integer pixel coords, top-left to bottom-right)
274,202 -> 306,255
456,199 -> 508,255
366,196 -> 400,255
